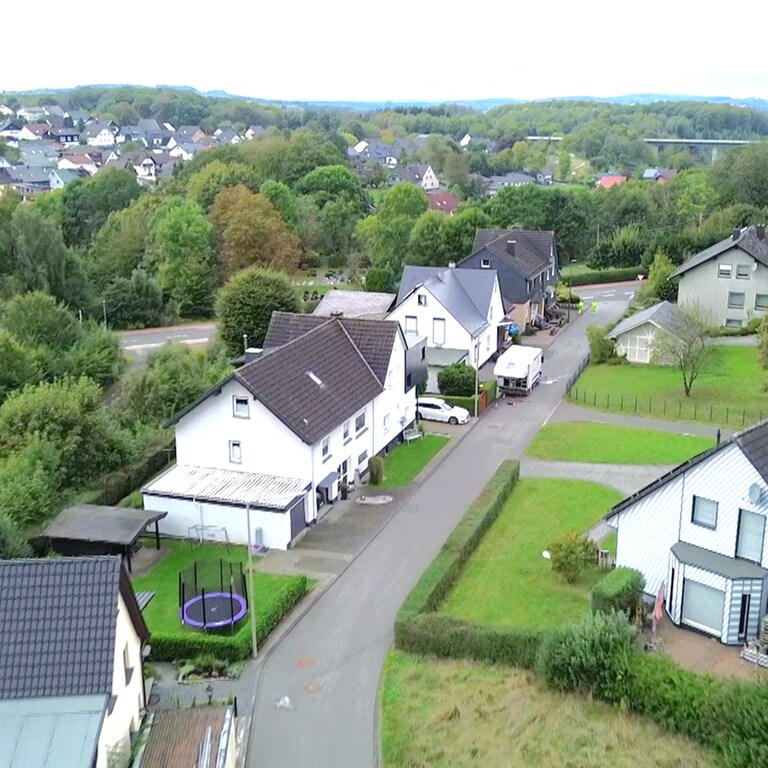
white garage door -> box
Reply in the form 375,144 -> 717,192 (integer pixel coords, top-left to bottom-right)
682,579 -> 725,636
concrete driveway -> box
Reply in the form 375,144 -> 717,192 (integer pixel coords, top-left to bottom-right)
245,295 -> 633,768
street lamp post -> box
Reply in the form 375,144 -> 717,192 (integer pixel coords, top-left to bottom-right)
474,342 -> 479,419
245,505 -> 258,659
566,259 -> 577,324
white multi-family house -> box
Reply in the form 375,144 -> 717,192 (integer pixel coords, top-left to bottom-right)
81,119 -> 117,147
606,419 -> 768,645
393,163 -> 440,190
388,264 -> 503,392
143,315 -> 426,550
0,556 -> 149,768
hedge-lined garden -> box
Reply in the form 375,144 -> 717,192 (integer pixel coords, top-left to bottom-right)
392,461 -> 768,768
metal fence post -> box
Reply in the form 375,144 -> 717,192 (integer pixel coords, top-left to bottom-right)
694,403 -> 698,420
725,406 -> 729,424
649,397 -> 652,414
634,396 -> 638,413
620,394 -> 624,411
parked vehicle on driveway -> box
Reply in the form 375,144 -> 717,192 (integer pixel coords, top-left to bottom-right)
417,397 -> 470,425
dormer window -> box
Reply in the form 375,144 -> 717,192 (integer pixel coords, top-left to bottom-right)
417,294 -> 427,306
481,258 -> 491,269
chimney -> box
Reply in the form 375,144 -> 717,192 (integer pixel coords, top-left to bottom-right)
506,240 -> 516,256
330,311 -> 344,318
757,224 -> 766,241
448,261 -> 456,269
244,347 -> 263,363
732,227 -> 741,241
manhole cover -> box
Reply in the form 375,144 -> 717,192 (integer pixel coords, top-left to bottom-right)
297,657 -> 315,669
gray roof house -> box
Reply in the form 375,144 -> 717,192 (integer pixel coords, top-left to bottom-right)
605,417 -> 768,645
671,225 -> 768,328
606,300 -> 683,364
144,314 -> 423,550
313,289 -> 395,319
0,556 -> 149,768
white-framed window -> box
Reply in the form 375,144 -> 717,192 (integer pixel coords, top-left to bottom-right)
358,450 -> 368,466
756,294 -> 768,311
343,420 -> 350,439
691,495 -> 718,529
432,318 -> 446,345
229,440 -> 242,464
728,292 -> 745,309
736,509 -> 765,562
405,315 -> 418,334
384,413 -> 390,433
417,294 -> 427,306
233,395 -> 249,418
725,318 -> 742,328
322,436 -> 330,457
718,264 -> 733,278
736,264 -> 751,279
355,411 -> 366,432
481,258 -> 491,268
486,334 -> 491,351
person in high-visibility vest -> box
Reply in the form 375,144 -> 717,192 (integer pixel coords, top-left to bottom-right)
577,300 -> 584,315
591,301 -> 598,314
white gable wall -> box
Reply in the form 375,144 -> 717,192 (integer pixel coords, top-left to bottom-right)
614,322 -> 658,364
97,594 -> 144,768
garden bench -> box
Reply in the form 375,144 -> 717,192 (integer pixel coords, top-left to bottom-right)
403,427 -> 423,444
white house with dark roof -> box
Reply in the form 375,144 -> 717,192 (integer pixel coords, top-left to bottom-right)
81,120 -> 117,147
606,420 -> 768,644
388,265 -> 503,390
0,556 -> 149,768
671,225 -> 768,328
143,315 -> 422,550
607,300 -> 683,364
392,164 -> 439,190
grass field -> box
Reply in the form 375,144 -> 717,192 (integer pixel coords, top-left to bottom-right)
381,651 -> 717,768
571,346 -> 766,427
440,479 -> 623,629
133,540 -> 304,635
378,435 -> 449,488
527,423 -> 714,464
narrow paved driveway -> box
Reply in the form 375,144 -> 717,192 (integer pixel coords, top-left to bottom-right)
246,295 -> 632,768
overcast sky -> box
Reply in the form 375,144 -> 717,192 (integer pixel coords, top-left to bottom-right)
4,0 -> 767,102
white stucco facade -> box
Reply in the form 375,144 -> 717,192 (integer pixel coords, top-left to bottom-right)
96,594 -> 145,768
613,322 -> 658,364
87,129 -> 116,146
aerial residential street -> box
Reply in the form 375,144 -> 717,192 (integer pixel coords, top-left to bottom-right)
118,322 -> 216,356
246,286 -> 633,768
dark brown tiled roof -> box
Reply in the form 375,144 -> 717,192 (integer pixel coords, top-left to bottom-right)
236,320 -> 382,444
0,556 -> 147,699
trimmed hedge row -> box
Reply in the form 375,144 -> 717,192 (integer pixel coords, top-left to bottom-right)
149,574 -> 309,661
570,267 -> 644,286
591,567 -> 645,618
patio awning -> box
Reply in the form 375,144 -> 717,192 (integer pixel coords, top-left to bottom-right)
672,541 -> 768,580
318,471 -> 340,492
43,505 -> 167,547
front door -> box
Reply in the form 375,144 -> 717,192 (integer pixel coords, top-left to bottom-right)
738,593 -> 751,643
289,498 -> 306,543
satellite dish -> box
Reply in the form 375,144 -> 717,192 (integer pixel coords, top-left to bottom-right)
749,483 -> 762,505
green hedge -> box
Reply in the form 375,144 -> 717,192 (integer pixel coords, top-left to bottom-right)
438,394 -> 478,411
570,267 -> 644,286
149,574 -> 308,661
482,378 -> 497,403
592,567 -> 645,617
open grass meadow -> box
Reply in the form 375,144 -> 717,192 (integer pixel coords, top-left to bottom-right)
133,539 -> 304,635
439,478 -> 623,629
570,346 -> 767,427
378,435 -> 449,488
527,422 -> 715,464
381,651 -> 718,768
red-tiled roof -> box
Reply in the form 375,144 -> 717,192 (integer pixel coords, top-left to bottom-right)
427,192 -> 460,214
597,175 -> 627,190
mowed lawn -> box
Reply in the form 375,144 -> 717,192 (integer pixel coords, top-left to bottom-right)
440,479 -> 623,629
378,435 -> 449,488
133,539 -> 303,635
572,346 -> 766,426
381,651 -> 718,768
527,423 -> 714,464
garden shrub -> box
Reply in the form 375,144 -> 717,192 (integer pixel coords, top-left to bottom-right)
368,456 -> 384,485
570,266 -> 645,286
548,530 -> 596,583
150,574 -> 308,661
592,567 -> 645,618
438,363 -> 475,397
586,324 -> 617,364
535,610 -> 635,705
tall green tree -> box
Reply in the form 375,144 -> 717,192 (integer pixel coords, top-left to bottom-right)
1,292 -> 81,350
187,160 -> 262,211
0,331 -> 40,401
259,180 -> 298,226
103,269 -> 165,329
216,267 -> 302,355
711,143 -> 768,208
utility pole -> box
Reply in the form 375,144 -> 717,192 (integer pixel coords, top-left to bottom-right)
246,505 -> 257,659
474,342 -> 479,419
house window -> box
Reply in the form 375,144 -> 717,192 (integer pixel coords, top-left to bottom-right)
728,292 -> 745,309
736,264 -> 751,279
756,294 -> 768,311
481,258 -> 491,269
417,294 -> 427,306
229,440 -> 242,464
405,315 -> 418,334
233,395 -> 249,418
737,509 -> 765,563
725,319 -> 742,329
384,414 -> 390,433
691,495 -> 718,529
420,347 -> 425,361
486,334 -> 491,351
358,450 -> 368,466
123,643 -> 133,685
718,264 -> 733,278
322,436 -> 330,457
355,411 -> 366,432
343,420 -> 350,439
432,318 -> 446,346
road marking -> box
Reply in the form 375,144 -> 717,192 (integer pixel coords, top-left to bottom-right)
123,337 -> 209,351
624,292 -> 635,296
581,295 -> 593,299
601,292 -> 616,297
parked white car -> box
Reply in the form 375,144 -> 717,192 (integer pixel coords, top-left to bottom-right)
416,397 -> 470,425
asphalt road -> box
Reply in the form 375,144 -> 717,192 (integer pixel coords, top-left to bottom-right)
118,322 -> 216,355
246,288 -> 633,768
